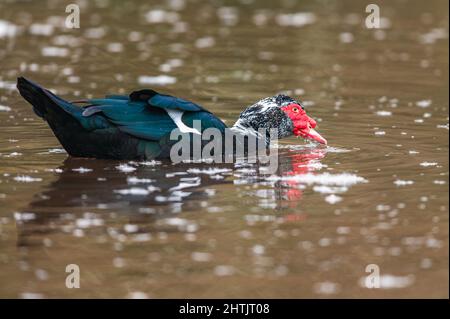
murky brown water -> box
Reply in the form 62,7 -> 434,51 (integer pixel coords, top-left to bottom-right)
0,0 -> 448,298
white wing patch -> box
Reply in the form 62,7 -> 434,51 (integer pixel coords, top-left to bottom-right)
166,109 -> 201,135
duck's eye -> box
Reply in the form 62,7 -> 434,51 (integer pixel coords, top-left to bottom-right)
292,107 -> 299,113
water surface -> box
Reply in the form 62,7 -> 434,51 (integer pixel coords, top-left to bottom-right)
0,0 -> 448,298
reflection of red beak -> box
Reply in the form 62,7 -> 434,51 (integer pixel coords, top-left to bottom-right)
281,149 -> 327,204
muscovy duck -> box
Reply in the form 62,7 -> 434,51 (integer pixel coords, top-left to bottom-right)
16,77 -> 326,160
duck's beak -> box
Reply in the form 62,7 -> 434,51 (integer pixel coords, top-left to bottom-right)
303,127 -> 327,145
294,119 -> 327,145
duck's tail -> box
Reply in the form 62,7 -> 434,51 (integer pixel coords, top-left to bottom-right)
17,77 -> 83,120
17,77 -> 89,156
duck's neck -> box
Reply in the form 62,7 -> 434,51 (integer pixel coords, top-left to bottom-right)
230,119 -> 271,147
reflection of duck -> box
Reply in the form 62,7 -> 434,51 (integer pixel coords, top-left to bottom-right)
28,158 -> 232,214
16,147 -> 327,246
16,157 -> 233,246
27,148 -> 326,214
230,147 -> 327,211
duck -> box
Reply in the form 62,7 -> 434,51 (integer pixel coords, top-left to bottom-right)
16,77 -> 326,160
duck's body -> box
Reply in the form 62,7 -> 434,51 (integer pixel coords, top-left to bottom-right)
17,77 -> 326,160
18,77 -> 229,160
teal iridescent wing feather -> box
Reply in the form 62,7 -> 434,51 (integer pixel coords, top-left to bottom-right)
80,90 -> 226,143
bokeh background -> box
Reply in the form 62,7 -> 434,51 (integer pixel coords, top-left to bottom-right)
0,0 -> 448,298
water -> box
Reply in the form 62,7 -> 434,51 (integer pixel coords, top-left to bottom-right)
0,0 -> 448,298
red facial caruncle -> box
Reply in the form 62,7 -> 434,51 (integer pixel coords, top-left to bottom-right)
281,103 -> 327,145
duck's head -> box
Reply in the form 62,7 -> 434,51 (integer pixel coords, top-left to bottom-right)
233,94 -> 327,145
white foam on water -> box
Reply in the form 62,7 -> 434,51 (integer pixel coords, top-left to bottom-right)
76,217 -> 103,228
269,172 -> 367,186
420,162 -> 438,167
4,152 -> 22,157
127,176 -> 154,184
301,162 -> 327,170
170,179 -> 201,191
0,105 -> 11,112
236,168 -> 256,174
394,180 -> 414,186
436,123 -> 449,130
144,10 -> 179,24
45,168 -> 63,173
114,187 -> 150,196
0,20 -> 19,38
146,185 -> 161,192
171,190 -> 192,198
324,194 -> 342,204
214,265 -> 235,276
187,168 -> 232,175
163,217 -> 188,227
41,46 -> 69,57
48,148 -> 66,153
376,110 -> 392,116
13,175 -> 43,182
113,257 -> 126,268
336,226 -> 351,234
325,146 -> 351,153
14,212 -> 36,221
127,291 -> 149,299
72,167 -> 93,173
339,32 -> 354,43
195,36 -> 215,48
313,185 -> 348,194
29,23 -> 54,36
313,281 -> 340,295
416,99 -> 432,108
359,274 -> 415,289
138,75 -> 176,85
139,160 -> 161,166
107,42 -> 123,53
132,233 -> 152,242
191,252 -> 212,262
124,224 -> 138,233
276,12 -> 316,27
380,275 -> 415,289
84,27 -> 106,39
116,164 -> 136,173
166,172 -> 188,178
419,28 -> 448,44
0,80 -> 16,91
159,59 -> 184,72
20,292 -> 44,299
217,7 -> 239,26
251,244 -> 265,255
